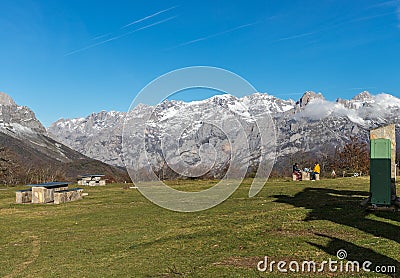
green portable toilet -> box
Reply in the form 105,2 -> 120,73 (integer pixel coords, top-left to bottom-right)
370,138 -> 392,205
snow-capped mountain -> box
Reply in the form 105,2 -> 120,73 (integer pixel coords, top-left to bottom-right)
0,92 -> 79,164
0,92 -> 128,181
49,110 -> 126,166
0,92 -> 46,134
48,93 -> 295,169
47,91 -> 400,178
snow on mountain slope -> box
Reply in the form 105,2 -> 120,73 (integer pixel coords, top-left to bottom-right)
48,91 -> 400,178
49,110 -> 126,166
0,92 -> 128,181
0,92 -> 78,163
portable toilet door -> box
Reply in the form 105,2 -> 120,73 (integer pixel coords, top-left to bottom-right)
370,138 -> 392,205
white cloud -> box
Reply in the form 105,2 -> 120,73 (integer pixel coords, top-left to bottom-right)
374,93 -> 400,108
294,99 -> 366,125
293,93 -> 400,126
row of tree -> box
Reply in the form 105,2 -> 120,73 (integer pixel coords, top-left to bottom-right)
1,137 -> 398,184
284,136 -> 400,178
280,136 -> 371,178
0,147 -> 66,185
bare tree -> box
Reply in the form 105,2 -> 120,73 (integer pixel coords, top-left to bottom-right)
334,136 -> 369,174
0,147 -> 21,185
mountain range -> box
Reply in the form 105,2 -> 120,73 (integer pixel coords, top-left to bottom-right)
0,92 -> 128,183
2,86 -> 398,183
47,91 -> 400,179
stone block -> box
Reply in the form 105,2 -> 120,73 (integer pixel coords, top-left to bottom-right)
54,189 -> 83,204
302,172 -> 310,181
54,191 -> 67,204
66,188 -> 83,202
32,187 -> 54,204
16,190 -> 32,204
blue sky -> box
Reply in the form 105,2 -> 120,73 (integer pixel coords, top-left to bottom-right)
1,0 -> 399,126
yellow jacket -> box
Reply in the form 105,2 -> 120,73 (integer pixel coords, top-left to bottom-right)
313,164 -> 320,174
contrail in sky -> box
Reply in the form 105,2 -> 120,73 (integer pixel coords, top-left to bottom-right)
65,16 -> 177,56
274,31 -> 315,42
398,6 -> 400,27
273,9 -> 398,43
170,22 -> 258,49
122,6 -> 177,28
91,33 -> 112,41
87,6 -> 177,41
367,0 -> 400,9
350,10 -> 398,23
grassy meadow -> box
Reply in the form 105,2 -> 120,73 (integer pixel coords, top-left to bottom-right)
0,177 -> 399,277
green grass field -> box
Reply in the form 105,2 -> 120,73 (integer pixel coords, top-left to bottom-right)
0,177 -> 399,277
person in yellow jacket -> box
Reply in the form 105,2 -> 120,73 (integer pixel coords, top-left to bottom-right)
311,162 -> 320,180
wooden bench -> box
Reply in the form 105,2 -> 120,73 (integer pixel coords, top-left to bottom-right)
54,188 -> 83,204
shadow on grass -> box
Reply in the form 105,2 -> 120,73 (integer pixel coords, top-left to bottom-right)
273,188 -> 399,276
308,234 -> 399,277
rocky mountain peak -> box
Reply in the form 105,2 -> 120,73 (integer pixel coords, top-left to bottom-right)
337,91 -> 375,109
0,92 -> 17,106
0,93 -> 128,183
336,97 -> 353,109
296,91 -> 325,108
352,91 -> 372,101
0,92 -> 46,134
